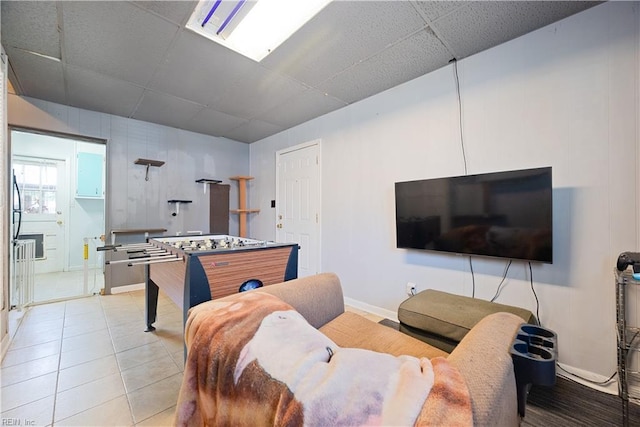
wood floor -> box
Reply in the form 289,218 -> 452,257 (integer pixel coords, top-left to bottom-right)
524,377 -> 640,426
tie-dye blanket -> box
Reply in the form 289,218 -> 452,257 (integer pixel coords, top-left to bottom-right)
175,292 -> 472,426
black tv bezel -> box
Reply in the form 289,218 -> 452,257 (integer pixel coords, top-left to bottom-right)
394,167 -> 553,264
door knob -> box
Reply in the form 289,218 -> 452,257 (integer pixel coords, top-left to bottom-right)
57,220 -> 63,225
277,224 -> 282,229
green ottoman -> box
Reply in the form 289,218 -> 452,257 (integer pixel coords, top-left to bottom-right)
398,289 -> 536,353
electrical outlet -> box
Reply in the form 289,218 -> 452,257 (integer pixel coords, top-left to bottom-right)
406,282 -> 416,296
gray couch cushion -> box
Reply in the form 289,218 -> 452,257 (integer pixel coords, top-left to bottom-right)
398,289 -> 535,346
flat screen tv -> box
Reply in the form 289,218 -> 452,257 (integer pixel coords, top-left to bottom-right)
395,167 -> 552,263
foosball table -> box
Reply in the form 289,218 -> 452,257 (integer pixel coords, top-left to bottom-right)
105,234 -> 299,331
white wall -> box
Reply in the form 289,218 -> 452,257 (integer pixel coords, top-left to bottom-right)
249,2 -> 640,380
106,114 -> 247,237
8,95 -> 250,286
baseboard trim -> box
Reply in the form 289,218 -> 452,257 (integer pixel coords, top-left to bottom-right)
1,307 -> 30,362
1,333 -> 11,362
343,297 -> 398,322
556,362 -> 618,395
110,283 -> 145,294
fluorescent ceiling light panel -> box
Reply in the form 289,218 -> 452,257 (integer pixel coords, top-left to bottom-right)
187,0 -> 332,62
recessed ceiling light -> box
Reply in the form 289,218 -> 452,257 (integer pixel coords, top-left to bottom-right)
187,0 -> 332,62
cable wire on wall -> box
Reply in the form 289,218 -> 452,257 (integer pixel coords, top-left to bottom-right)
451,59 -> 468,176
452,58 -> 474,297
529,262 -> 541,326
469,257 -> 475,298
491,260 -> 513,302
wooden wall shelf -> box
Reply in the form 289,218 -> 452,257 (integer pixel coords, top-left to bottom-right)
195,178 -> 222,194
168,200 -> 192,216
230,176 -> 259,237
134,158 -> 165,181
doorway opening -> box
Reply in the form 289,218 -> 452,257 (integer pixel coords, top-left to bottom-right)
10,129 -> 107,305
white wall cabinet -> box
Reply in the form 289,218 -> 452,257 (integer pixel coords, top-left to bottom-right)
76,152 -> 104,198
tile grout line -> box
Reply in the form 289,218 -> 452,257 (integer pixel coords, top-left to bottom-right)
117,290 -> 183,425
3,290 -> 181,425
0,307 -> 63,415
128,291 -> 180,425
49,300 -> 67,426
53,298 -> 117,425
102,291 -> 138,426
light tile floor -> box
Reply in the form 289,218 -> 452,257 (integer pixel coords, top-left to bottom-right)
33,269 -> 104,303
1,289 -> 183,426
2,281 -> 384,426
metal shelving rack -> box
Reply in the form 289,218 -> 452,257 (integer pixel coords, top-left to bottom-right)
616,268 -> 640,426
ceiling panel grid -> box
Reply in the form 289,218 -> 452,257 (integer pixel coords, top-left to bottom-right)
1,0 -> 601,143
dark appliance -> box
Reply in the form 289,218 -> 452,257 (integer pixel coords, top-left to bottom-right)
395,167 -> 552,263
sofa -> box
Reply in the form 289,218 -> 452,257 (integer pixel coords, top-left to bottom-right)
175,272 -> 524,426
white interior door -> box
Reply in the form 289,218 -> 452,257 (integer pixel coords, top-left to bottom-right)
276,140 -> 321,278
13,157 -> 67,274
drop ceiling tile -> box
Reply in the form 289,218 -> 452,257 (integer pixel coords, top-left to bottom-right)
133,90 -> 206,131
5,47 -> 66,104
432,1 -> 599,59
3,0 -> 601,141
148,30 -> 257,107
211,66 -> 309,120
131,1 -> 197,26
411,1 -> 469,23
62,1 -> 179,86
223,120 -> 284,144
1,1 -> 60,59
185,108 -> 248,137
262,1 -> 427,86
256,89 -> 348,129
66,65 -> 145,118
319,29 -> 451,104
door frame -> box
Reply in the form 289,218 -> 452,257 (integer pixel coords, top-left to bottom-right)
275,139 -> 322,276
1,46 -> 9,359
7,126 -> 108,301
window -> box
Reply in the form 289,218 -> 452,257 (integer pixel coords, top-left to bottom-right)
14,159 -> 58,215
